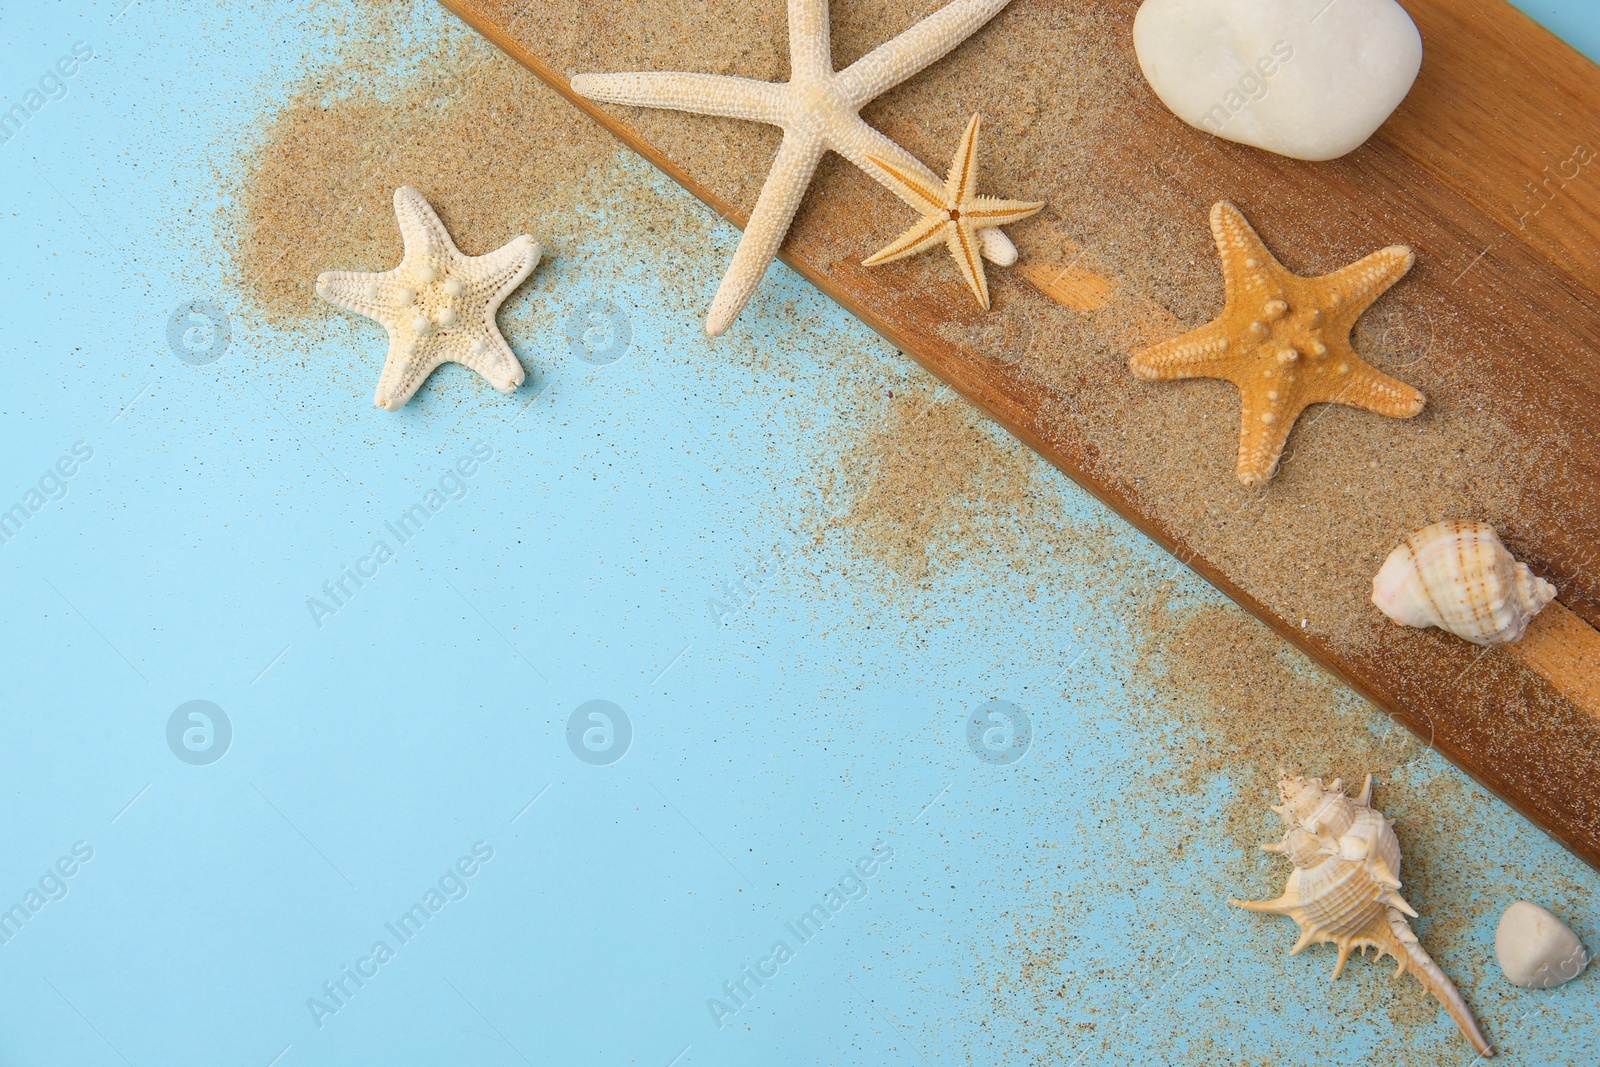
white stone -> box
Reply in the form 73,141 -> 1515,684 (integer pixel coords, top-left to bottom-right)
1132,0 -> 1423,161
1495,900 -> 1589,989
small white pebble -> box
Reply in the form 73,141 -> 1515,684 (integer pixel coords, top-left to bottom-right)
1497,901 -> 1589,989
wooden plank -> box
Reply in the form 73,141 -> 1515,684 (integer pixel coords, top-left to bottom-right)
437,0 -> 1600,868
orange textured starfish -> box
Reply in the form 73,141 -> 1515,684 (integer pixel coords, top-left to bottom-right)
1130,201 -> 1425,487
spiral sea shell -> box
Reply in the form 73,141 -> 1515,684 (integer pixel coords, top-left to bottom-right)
1231,771 -> 1493,1057
1371,519 -> 1556,645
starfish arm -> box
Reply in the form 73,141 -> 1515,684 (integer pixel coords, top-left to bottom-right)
456,329 -> 527,396
569,72 -> 788,126
1316,245 -> 1415,322
966,195 -> 1045,228
706,133 -> 826,336
1234,390 -> 1301,488
1210,200 -> 1281,308
787,0 -> 833,81
1128,322 -> 1235,381
948,221 -> 990,309
315,270 -> 400,323
863,214 -> 948,266
394,186 -> 461,263
463,235 -> 542,321
1327,353 -> 1427,418
862,153 -> 946,214
948,113 -> 982,202
834,0 -> 1013,107
374,346 -> 445,413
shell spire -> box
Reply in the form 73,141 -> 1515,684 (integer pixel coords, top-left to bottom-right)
1231,771 -> 1493,1057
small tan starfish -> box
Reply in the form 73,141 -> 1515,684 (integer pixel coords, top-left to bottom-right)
863,113 -> 1045,310
1129,201 -> 1425,487
316,186 -> 540,411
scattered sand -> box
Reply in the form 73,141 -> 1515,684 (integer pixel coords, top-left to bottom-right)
823,385 -> 1034,583
237,40 -> 613,325
230,4 -> 1597,820
463,0 -> 1596,649
224,7 -> 1596,1064
1131,596 -> 1419,857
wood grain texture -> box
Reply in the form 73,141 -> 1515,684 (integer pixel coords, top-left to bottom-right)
438,0 -> 1600,867
1515,603 -> 1600,719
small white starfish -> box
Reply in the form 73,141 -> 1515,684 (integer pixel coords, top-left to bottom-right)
864,113 -> 1044,309
572,0 -> 1017,336
316,186 -> 541,411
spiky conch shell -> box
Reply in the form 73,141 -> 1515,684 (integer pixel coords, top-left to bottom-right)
1230,772 -> 1493,1057
1371,519 -> 1556,645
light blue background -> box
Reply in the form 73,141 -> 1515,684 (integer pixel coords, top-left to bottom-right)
0,2 -> 1595,1066
1507,0 -> 1600,65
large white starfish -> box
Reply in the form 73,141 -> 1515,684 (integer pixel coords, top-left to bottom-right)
571,0 -> 1016,336
316,186 -> 541,411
